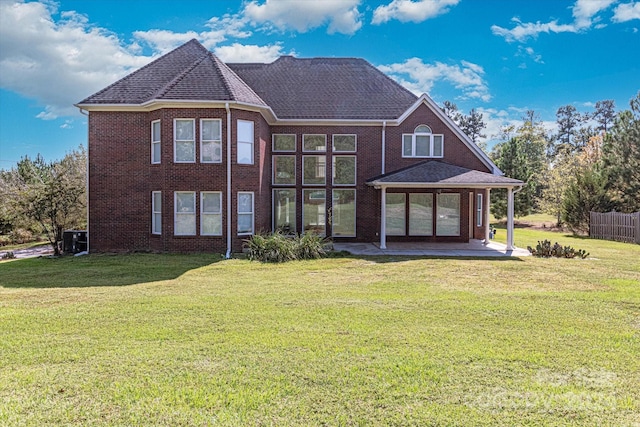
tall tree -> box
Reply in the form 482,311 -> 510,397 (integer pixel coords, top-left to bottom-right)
593,100 -> 616,133
441,101 -> 460,121
458,108 -> 487,145
554,104 -> 588,155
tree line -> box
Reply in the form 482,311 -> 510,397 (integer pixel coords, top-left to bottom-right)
445,92 -> 640,233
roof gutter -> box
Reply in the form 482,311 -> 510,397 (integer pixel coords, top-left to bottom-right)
225,102 -> 232,259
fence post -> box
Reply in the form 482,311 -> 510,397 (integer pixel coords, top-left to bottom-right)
636,212 -> 640,244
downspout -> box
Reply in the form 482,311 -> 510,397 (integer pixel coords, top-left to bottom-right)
381,121 -> 386,175
225,103 -> 232,259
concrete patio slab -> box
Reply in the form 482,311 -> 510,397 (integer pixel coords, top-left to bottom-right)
333,239 -> 530,257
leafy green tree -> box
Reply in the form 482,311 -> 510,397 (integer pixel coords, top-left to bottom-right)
562,168 -> 613,234
553,104 -> 588,155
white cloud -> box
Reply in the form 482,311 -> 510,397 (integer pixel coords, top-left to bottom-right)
214,43 -> 287,63
0,0 -> 153,119
243,0 -> 362,34
572,0 -> 616,29
372,0 -> 460,24
378,58 -> 491,102
612,2 -> 640,22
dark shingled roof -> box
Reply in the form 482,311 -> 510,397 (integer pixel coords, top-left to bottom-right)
79,40 -> 417,120
79,39 -> 265,106
228,57 -> 418,120
367,161 -> 524,186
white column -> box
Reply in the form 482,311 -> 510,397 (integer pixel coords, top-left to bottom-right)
484,188 -> 491,243
506,187 -> 515,250
380,187 -> 387,249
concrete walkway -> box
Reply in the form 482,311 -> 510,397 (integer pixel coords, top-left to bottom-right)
0,244 -> 54,260
333,239 -> 530,257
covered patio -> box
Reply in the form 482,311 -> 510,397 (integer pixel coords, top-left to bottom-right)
334,240 -> 530,257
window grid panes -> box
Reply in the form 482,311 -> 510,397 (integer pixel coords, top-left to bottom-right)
409,193 -> 433,236
273,156 -> 296,185
302,155 -> 326,185
402,125 -> 444,158
237,192 -> 254,235
201,119 -> 222,163
273,189 -> 296,234
151,120 -> 161,164
332,156 -> 356,186
237,120 -> 254,164
303,134 -> 326,152
174,191 -> 196,235
385,193 -> 406,236
152,191 -> 161,234
174,119 -> 195,163
303,189 -> 326,236
436,193 -> 460,236
273,134 -> 296,152
201,192 -> 222,236
476,193 -> 483,227
332,189 -> 356,237
332,134 -> 356,152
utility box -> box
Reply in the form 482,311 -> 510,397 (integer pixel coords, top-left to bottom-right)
63,230 -> 87,254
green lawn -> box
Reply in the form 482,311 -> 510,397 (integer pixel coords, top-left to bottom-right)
1,229 -> 639,426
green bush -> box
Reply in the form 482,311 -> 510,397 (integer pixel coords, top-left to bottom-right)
527,240 -> 589,259
244,231 -> 330,263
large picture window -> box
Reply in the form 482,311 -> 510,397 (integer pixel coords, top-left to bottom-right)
273,156 -> 296,185
303,189 -> 326,236
332,134 -> 356,152
385,193 -> 406,236
332,156 -> 356,186
409,193 -> 433,236
237,120 -> 254,164
436,193 -> 460,236
174,191 -> 196,235
174,119 -> 195,163
332,189 -> 356,237
302,156 -> 326,185
273,189 -> 296,233
402,125 -> 443,158
152,191 -> 161,234
273,134 -> 296,152
237,192 -> 254,235
151,120 -> 161,164
201,119 -> 222,163
201,192 -> 222,236
303,134 -> 326,152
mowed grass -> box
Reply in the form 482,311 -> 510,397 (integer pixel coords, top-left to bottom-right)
1,230 -> 639,426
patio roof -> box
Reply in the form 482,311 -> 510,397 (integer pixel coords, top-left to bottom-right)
366,160 -> 524,189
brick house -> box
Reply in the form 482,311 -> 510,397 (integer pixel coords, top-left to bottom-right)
76,39 -> 523,255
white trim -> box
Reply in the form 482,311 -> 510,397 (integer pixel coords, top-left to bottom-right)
476,193 -> 483,227
368,182 -> 522,189
237,191 -> 254,235
225,103 -> 232,257
200,118 -> 222,163
173,118 -> 196,163
272,134 -> 297,152
332,134 -> 357,152
302,134 -> 327,152
174,191 -> 196,236
152,191 -> 162,235
302,155 -> 326,186
151,120 -> 161,164
381,121 -> 386,175
200,191 -> 223,236
380,187 -> 387,249
236,119 -> 254,165
272,155 -> 296,186
332,155 -> 357,186
401,132 -> 444,158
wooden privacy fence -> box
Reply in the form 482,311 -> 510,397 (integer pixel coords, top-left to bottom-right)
590,211 -> 640,244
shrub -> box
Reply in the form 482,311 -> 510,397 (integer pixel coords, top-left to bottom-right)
244,231 -> 330,263
527,240 -> 589,259
295,232 -> 328,260
1,251 -> 16,260
9,228 -> 33,244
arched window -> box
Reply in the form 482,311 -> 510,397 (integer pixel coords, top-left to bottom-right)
402,124 -> 444,158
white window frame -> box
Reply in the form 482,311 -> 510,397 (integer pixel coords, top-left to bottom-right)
302,155 -> 326,186
201,192 -> 222,236
237,191 -> 254,235
302,134 -> 327,152
272,155 -> 296,186
200,119 -> 222,163
272,134 -> 296,152
151,120 -> 161,164
385,193 -> 406,236
303,189 -> 326,236
237,120 -> 254,165
174,191 -> 196,236
152,191 -> 162,235
174,119 -> 196,163
476,193 -> 483,227
332,134 -> 357,152
436,193 -> 460,236
402,125 -> 444,158
332,189 -> 356,237
332,155 -> 357,186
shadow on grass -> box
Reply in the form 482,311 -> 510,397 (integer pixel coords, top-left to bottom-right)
334,254 -> 525,264
0,253 -> 225,289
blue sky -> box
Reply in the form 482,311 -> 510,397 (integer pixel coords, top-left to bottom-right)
1,0 -> 639,168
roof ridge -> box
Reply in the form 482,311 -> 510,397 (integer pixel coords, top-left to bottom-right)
153,54 -> 209,99
211,53 -> 267,105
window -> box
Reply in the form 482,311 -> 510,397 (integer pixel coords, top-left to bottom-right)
332,189 -> 356,237
201,192 -> 222,236
409,193 -> 433,236
152,191 -> 161,234
174,192 -> 196,235
436,193 -> 460,236
273,134 -> 296,152
385,193 -> 406,236
333,134 -> 356,152
237,192 -> 254,235
201,119 -> 222,163
273,156 -> 296,185
151,120 -> 161,164
237,120 -> 254,164
476,193 -> 483,227
273,189 -> 296,233
174,119 -> 195,162
302,156 -> 326,185
402,125 -> 444,158
332,156 -> 356,186
303,189 -> 326,236
303,134 -> 326,152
